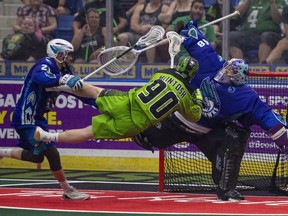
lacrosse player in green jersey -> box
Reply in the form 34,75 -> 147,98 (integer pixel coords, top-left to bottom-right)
34,57 -> 203,143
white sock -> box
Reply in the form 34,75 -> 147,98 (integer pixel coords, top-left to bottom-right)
0,149 -> 12,158
41,130 -> 59,142
59,180 -> 71,191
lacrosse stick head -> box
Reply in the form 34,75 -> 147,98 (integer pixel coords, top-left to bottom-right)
97,46 -> 138,76
135,25 -> 165,48
176,57 -> 199,81
166,31 -> 183,68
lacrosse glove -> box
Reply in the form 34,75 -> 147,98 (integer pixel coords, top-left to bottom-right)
59,74 -> 83,91
192,88 -> 203,108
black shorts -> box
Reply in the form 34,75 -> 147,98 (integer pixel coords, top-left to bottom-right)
229,30 -> 282,51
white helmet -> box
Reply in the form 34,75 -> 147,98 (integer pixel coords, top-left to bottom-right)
47,39 -> 74,59
214,58 -> 249,86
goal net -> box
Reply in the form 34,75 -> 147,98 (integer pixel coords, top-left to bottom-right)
159,72 -> 288,194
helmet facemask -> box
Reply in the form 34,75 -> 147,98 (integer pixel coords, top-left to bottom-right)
176,57 -> 199,82
214,58 -> 249,86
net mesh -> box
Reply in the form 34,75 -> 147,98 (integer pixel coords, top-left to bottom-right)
161,72 -> 288,194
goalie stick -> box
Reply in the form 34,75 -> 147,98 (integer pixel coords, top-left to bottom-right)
270,146 -> 288,195
83,25 -> 165,79
46,11 -> 240,92
95,10 -> 241,76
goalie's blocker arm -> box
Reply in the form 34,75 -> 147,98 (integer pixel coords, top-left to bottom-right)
268,123 -> 288,147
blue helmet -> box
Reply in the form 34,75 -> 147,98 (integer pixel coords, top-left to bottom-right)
214,58 -> 249,86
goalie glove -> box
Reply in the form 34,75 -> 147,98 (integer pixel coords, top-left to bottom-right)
192,89 -> 203,108
59,74 -> 83,91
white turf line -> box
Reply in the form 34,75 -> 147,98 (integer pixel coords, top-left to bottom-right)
0,179 -> 157,187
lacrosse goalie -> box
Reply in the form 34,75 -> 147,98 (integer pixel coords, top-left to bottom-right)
132,20 -> 288,201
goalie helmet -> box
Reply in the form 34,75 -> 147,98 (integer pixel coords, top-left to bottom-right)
176,57 -> 199,81
214,58 -> 249,86
47,39 -> 74,59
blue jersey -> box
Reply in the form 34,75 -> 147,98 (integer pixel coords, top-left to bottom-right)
180,20 -> 286,131
11,57 -> 95,130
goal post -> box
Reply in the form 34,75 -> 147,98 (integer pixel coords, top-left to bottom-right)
159,72 -> 288,194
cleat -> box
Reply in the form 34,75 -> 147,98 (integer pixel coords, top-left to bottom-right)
62,187 -> 90,200
217,188 -> 244,201
34,126 -> 50,142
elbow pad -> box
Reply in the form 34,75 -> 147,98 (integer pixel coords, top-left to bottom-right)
267,123 -> 288,147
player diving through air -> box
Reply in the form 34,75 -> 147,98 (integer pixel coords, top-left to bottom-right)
132,20 -> 288,201
34,57 -> 203,146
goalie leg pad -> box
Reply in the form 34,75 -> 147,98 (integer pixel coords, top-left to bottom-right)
211,122 -> 251,190
133,114 -> 200,150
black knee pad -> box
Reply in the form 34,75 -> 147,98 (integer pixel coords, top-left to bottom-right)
21,150 -> 44,163
43,147 -> 62,171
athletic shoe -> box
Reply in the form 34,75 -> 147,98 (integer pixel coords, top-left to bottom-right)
216,188 -> 244,201
62,187 -> 90,200
34,126 -> 50,142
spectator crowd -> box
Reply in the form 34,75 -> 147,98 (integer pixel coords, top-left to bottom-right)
1,0 -> 288,64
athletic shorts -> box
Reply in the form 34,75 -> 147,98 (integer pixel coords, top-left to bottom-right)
92,89 -> 146,139
15,126 -> 55,155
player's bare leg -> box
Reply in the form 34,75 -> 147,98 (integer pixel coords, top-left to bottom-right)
34,126 -> 93,143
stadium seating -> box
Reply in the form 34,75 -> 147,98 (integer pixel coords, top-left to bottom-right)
205,0 -> 240,9
54,15 -> 74,42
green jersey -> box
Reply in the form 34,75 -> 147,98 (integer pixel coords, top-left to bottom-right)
92,69 -> 202,139
131,69 -> 201,125
240,0 -> 284,33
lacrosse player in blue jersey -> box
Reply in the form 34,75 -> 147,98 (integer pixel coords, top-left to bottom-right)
0,39 -> 90,200
133,20 -> 288,201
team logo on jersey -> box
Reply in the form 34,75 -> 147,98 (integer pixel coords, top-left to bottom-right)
200,77 -> 220,118
188,27 -> 198,40
228,86 -> 236,93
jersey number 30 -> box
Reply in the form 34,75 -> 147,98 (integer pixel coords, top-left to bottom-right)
138,79 -> 179,119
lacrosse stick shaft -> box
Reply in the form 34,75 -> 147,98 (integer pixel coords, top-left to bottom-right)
142,10 -> 241,51
170,58 -> 174,69
82,56 -> 122,81
199,10 -> 240,29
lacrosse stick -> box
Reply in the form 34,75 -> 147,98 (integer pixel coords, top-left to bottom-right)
166,31 -> 183,68
96,31 -> 183,75
46,11 -> 240,93
46,25 -> 165,92
94,10 -> 241,75
84,25 -> 165,79
147,10 -> 241,51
